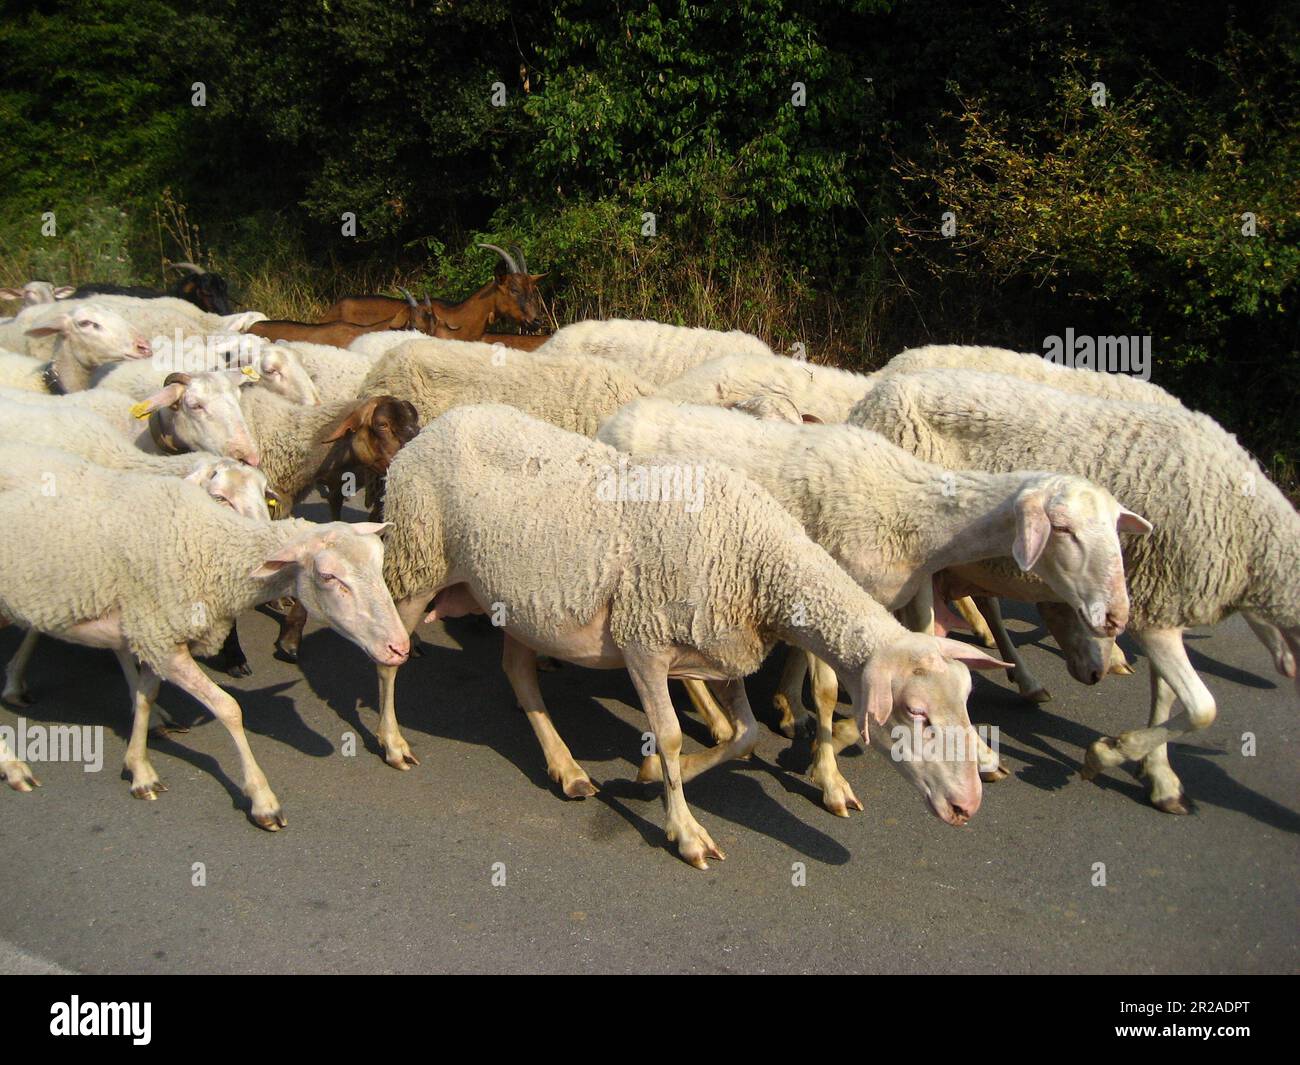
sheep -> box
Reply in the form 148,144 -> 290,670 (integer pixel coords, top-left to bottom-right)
283,340 -> 379,403
0,471 -> 408,825
0,303 -> 152,388
347,328 -> 434,359
0,351 -> 47,392
882,344 -> 1187,679
881,344 -> 1182,406
848,369 -> 1300,813
238,388 -> 420,660
0,443 -> 277,706
53,294 -> 262,341
371,404 -> 1009,867
654,351 -> 875,423
92,344 -> 320,407
596,397 -> 1148,807
1,367 -> 260,464
537,319 -> 773,387
0,281 -> 74,306
358,339 -> 653,437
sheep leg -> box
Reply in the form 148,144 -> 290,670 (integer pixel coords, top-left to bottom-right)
638,678 -> 758,783
808,664 -> 864,817
624,647 -> 724,870
375,594 -> 428,770
114,649 -> 166,799
952,596 -> 997,648
1134,669 -> 1186,813
325,474 -> 345,521
772,645 -> 811,738
1,628 -> 40,707
977,596 -> 1050,703
273,599 -> 309,663
1242,610 -> 1296,679
1081,628 -> 1216,814
680,678 -> 734,743
501,633 -> 596,798
0,724 -> 39,792
159,647 -> 284,830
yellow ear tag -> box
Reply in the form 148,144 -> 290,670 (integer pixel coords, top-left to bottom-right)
241,366 -> 261,381
130,401 -> 152,420
267,497 -> 278,509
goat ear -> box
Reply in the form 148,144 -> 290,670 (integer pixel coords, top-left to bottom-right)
1012,491 -> 1051,571
529,273 -> 548,282
1117,506 -> 1152,536
934,637 -> 1013,671
130,382 -> 187,419
320,407 -> 364,443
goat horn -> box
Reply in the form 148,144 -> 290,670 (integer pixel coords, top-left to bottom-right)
397,287 -> 419,310
512,244 -> 529,274
476,243 -> 520,274
165,261 -> 205,275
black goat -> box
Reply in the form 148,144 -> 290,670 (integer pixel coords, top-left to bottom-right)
74,262 -> 232,315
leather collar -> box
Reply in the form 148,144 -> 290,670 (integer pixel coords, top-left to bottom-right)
148,410 -> 184,455
41,361 -> 66,395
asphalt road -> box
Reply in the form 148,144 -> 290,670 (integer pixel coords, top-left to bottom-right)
1,504 -> 1296,973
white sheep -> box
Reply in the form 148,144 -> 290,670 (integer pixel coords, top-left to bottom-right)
0,351 -> 46,392
849,368 -> 1300,814
0,368 -> 260,465
373,404 -> 1008,868
882,344 -> 1182,406
284,340 -> 379,403
654,351 -> 875,423
536,319 -> 774,386
597,397 -> 1147,808
0,470 -> 408,825
53,294 -> 263,341
92,344 -> 320,407
358,338 -> 653,436
347,328 -> 429,359
0,281 -> 74,306
0,303 -> 152,389
0,442 -> 276,706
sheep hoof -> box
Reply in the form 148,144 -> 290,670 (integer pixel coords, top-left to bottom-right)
1079,738 -> 1119,782
0,690 -> 33,709
1152,793 -> 1190,816
226,660 -> 252,678
273,645 -> 299,664
130,780 -> 168,800
381,740 -> 420,770
250,807 -> 287,831
1022,687 -> 1051,703
2,763 -> 40,791
980,763 -> 1011,783
674,829 -> 725,870
562,776 -> 598,799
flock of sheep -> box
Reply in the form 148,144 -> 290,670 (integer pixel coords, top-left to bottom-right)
0,257 -> 1295,870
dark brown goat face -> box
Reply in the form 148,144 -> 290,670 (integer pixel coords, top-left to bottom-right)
171,274 -> 232,315
321,396 -> 420,474
491,262 -> 546,329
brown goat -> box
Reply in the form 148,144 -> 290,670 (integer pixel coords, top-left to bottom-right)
481,333 -> 550,351
247,312 -> 405,348
317,290 -> 462,338
271,394 -> 421,663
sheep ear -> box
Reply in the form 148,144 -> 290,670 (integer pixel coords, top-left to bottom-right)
130,383 -> 186,419
934,637 -> 1013,670
857,656 -> 895,734
249,539 -> 313,578
350,521 -> 391,538
182,463 -> 216,486
53,286 -> 75,299
0,287 -> 23,299
1012,492 -> 1051,571
1117,507 -> 1152,536
23,318 -> 69,338
801,414 -> 823,423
